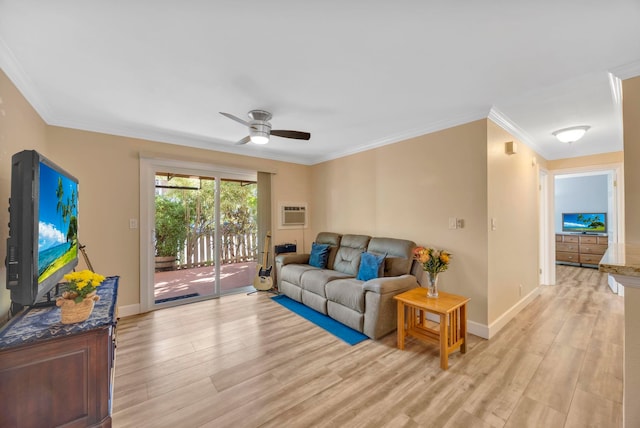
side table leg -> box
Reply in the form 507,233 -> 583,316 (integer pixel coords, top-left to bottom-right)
440,313 -> 448,370
461,303 -> 468,354
397,301 -> 405,350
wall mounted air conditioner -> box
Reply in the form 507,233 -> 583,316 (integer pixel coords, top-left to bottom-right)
280,203 -> 308,228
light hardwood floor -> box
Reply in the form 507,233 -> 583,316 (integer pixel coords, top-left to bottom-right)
112,266 -> 623,427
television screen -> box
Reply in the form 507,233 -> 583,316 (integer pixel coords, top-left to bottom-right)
6,150 -> 79,311
37,161 -> 78,286
562,212 -> 607,233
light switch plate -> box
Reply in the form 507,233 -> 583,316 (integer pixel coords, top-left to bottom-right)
449,217 -> 458,230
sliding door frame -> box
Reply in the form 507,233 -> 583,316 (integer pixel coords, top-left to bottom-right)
139,155 -> 256,313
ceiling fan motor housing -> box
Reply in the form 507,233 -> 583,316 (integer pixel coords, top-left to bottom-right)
248,110 -> 272,122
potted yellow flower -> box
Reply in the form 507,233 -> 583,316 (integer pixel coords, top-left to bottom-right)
56,270 -> 106,324
413,247 -> 452,297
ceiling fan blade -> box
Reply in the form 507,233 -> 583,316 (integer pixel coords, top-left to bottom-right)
220,112 -> 251,127
271,130 -> 311,140
234,135 -> 251,145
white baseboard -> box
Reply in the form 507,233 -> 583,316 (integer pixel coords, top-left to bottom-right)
467,320 -> 490,339
117,303 -> 141,318
424,287 -> 540,340
485,286 -> 540,339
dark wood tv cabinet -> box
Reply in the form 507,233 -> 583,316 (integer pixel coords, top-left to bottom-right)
556,233 -> 608,267
0,277 -> 118,428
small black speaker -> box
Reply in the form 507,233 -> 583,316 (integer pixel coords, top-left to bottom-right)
275,243 -> 297,255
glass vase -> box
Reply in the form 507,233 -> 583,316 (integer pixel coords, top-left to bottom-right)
426,271 -> 439,298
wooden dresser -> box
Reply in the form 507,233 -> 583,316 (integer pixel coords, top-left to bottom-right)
0,276 -> 118,428
556,234 -> 608,267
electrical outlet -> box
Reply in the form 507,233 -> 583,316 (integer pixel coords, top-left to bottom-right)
129,218 -> 138,229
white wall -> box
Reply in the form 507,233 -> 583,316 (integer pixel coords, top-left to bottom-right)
554,174 -> 608,233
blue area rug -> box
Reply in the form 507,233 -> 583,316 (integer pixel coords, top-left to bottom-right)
271,295 -> 368,345
155,293 -> 199,304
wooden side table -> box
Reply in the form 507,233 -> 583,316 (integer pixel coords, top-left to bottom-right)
394,288 -> 470,370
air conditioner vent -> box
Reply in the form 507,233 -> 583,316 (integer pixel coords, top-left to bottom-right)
280,203 -> 307,228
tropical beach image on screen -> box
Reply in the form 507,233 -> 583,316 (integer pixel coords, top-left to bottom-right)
38,162 -> 78,284
562,213 -> 606,233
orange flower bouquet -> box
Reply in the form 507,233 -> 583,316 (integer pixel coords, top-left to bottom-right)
413,247 -> 452,297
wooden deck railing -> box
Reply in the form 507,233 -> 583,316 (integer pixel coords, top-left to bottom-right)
177,231 -> 258,269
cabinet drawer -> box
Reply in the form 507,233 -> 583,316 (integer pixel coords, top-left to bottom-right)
557,243 -> 579,252
580,254 -> 603,264
556,235 -> 562,242
562,235 -> 579,243
556,252 -> 579,262
597,236 -> 608,245
580,244 -> 608,255
580,236 -> 598,244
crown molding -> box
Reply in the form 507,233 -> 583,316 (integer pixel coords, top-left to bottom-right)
488,107 -> 547,158
610,59 -> 640,80
311,108 -> 489,165
0,35 -> 55,122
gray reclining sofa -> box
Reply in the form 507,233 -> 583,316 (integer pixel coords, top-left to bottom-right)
275,232 -> 419,339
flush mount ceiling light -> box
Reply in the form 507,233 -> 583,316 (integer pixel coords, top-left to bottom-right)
552,125 -> 591,143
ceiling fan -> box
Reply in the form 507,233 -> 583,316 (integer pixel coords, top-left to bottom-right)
220,110 -> 311,145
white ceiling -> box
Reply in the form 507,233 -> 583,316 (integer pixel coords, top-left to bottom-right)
1,1 -> 639,165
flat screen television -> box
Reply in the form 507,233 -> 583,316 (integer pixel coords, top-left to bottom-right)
562,212 -> 607,233
6,150 -> 79,312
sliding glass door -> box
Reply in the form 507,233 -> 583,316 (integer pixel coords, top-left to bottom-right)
139,157 -> 257,311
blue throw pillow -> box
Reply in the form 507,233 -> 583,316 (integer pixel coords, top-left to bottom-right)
309,242 -> 330,268
357,252 -> 386,281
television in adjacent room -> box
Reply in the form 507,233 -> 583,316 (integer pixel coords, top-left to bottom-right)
562,212 -> 607,233
5,150 -> 79,312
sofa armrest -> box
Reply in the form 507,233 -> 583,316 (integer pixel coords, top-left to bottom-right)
275,253 -> 310,266
363,274 -> 418,294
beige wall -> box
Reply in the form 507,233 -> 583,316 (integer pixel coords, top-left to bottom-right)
547,151 -> 624,170
0,69 -> 50,320
311,120 -> 490,324
623,75 -> 640,427
487,121 -> 543,323
624,76 -> 640,245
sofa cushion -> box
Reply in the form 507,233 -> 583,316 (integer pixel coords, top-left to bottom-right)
367,237 -> 416,277
281,264 -> 317,286
315,232 -> 342,269
333,234 -> 371,275
301,269 -> 353,297
356,252 -> 386,281
325,278 -> 366,313
309,242 -> 330,268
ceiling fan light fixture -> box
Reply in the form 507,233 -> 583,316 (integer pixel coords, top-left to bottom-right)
249,121 -> 271,144
250,134 -> 269,145
552,125 -> 590,143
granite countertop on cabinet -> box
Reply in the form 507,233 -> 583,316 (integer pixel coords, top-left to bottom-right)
599,243 -> 640,277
